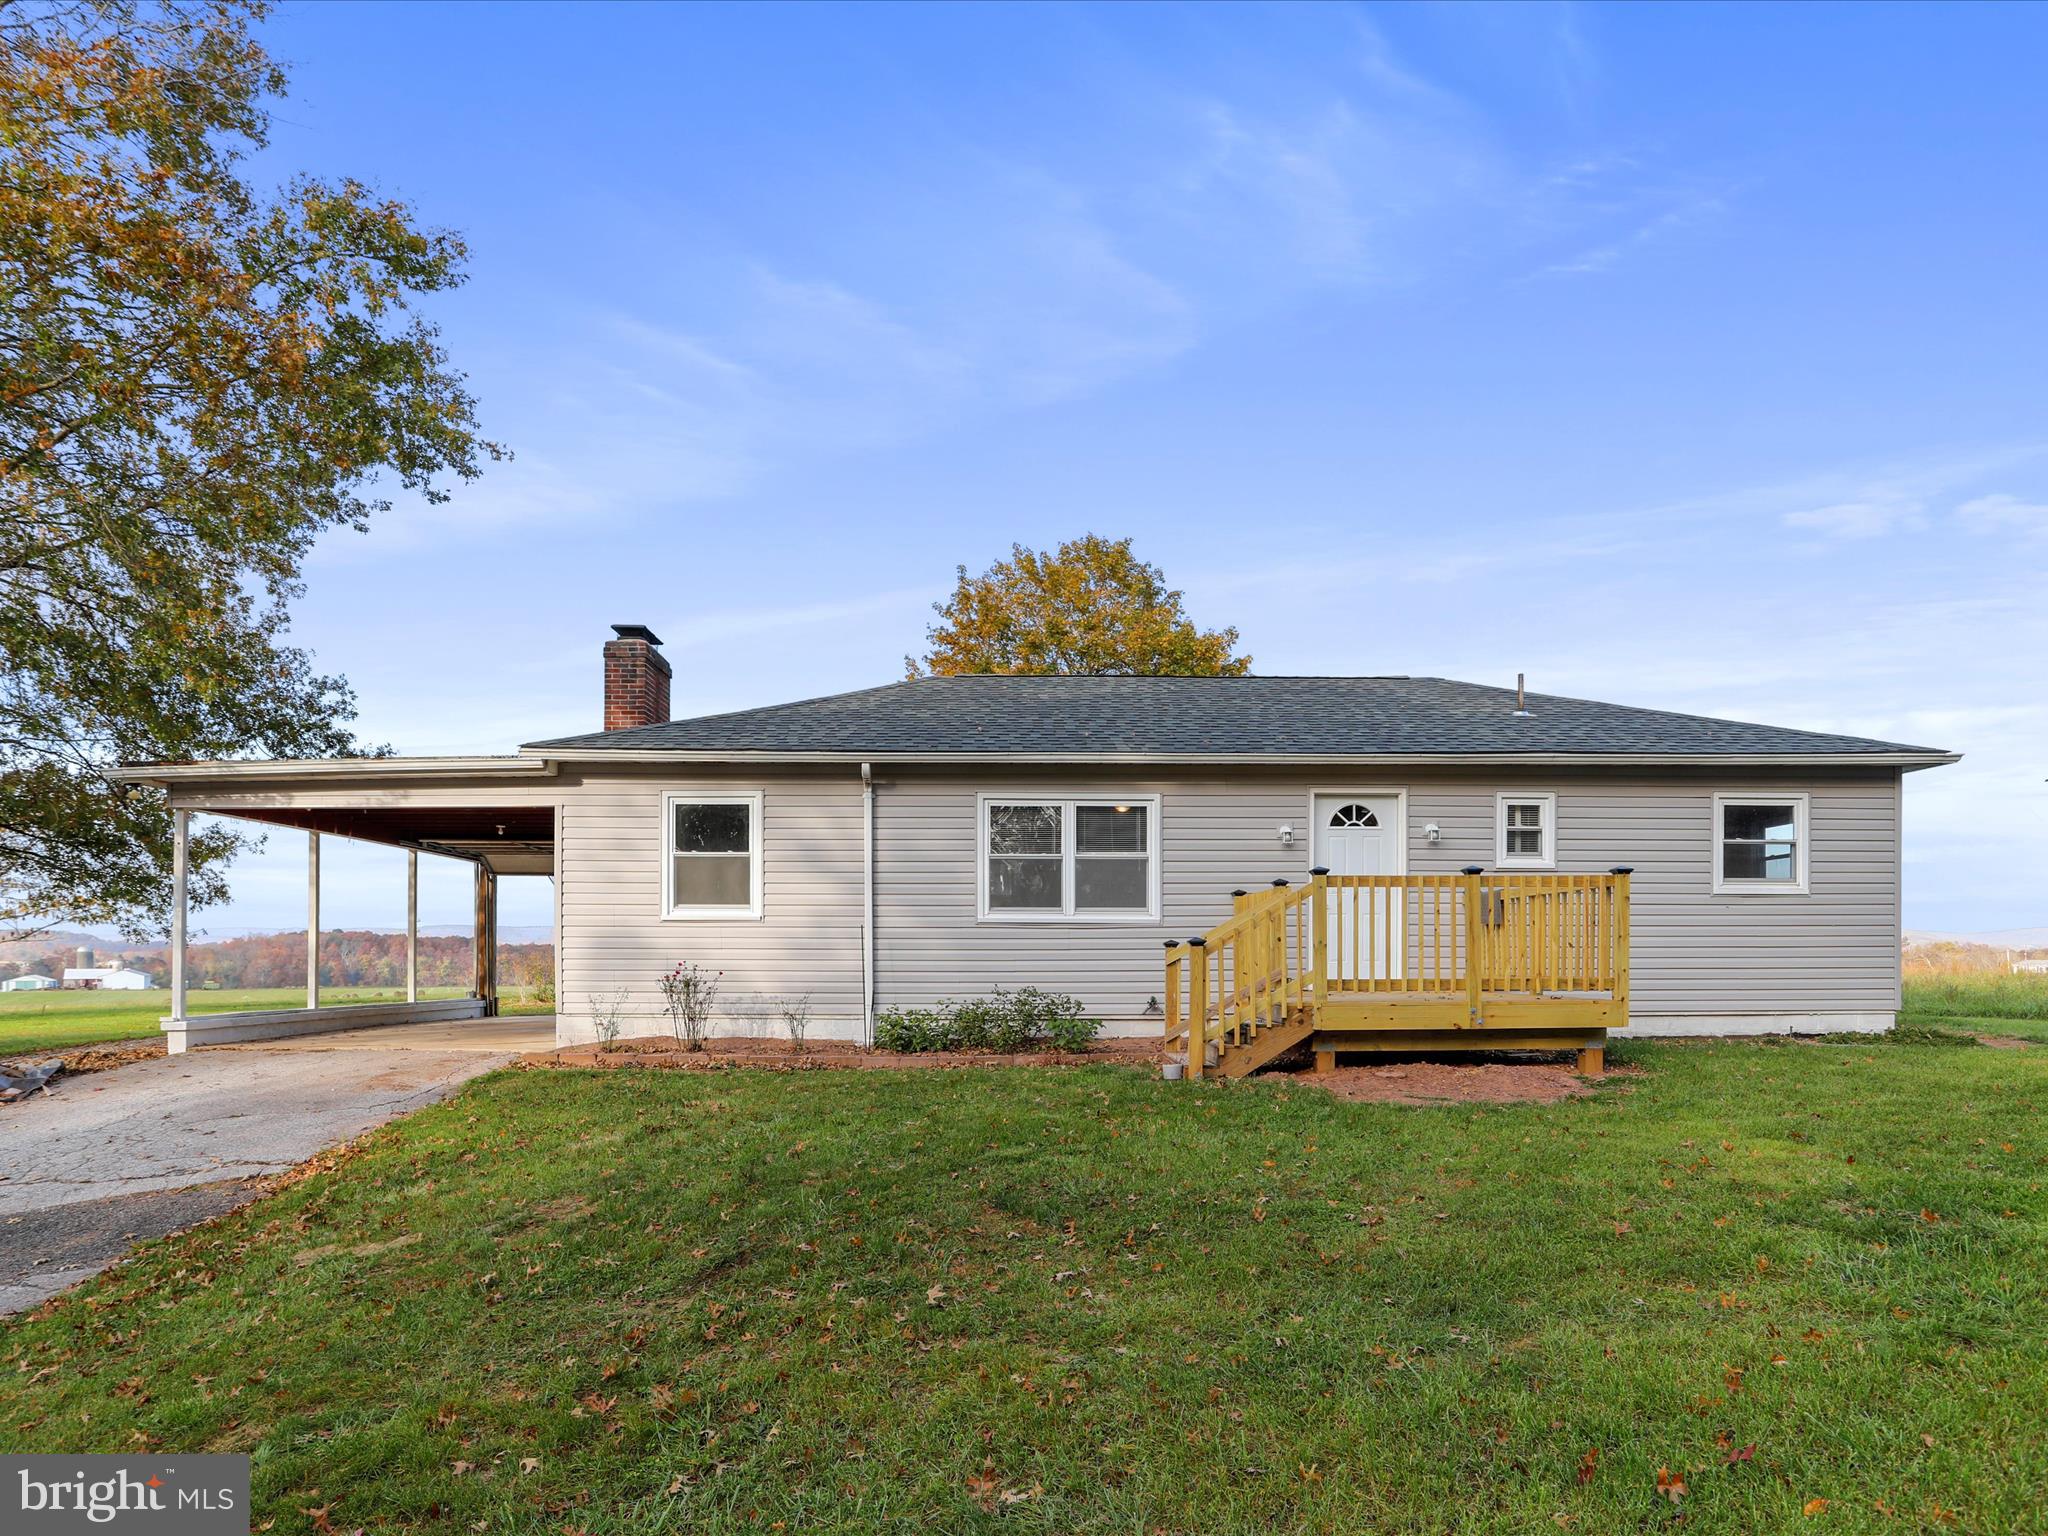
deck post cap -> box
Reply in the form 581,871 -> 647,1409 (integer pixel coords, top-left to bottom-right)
1230,888 -> 1247,898
1271,877 -> 1290,887
1309,865 -> 1329,877
1188,936 -> 1208,947
1461,865 -> 1487,876
1162,939 -> 1179,949
1610,865 -> 1635,875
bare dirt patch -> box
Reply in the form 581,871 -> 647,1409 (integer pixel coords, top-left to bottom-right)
1974,1033 -> 2032,1050
523,1034 -> 1164,1074
1282,1057 -> 1632,1106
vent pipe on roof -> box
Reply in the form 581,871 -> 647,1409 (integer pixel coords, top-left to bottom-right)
1514,673 -> 1533,718
603,624 -> 671,731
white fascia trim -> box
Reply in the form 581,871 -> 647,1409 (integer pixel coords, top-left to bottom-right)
520,748 -> 1959,770
112,756 -> 559,786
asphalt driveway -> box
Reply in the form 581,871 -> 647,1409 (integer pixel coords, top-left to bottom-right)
0,1046 -> 509,1314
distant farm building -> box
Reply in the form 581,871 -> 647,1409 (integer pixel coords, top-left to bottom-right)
1,974 -> 60,991
60,967 -> 154,990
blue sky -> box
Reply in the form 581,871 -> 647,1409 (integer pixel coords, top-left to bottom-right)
187,1 -> 2045,939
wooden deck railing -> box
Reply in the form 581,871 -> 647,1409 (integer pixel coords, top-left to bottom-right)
1165,868 -> 1632,1079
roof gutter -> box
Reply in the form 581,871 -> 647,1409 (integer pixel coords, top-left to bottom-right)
109,757 -> 561,787
515,748 -> 1961,771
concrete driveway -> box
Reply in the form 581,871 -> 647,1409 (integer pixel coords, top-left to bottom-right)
0,1046 -> 512,1314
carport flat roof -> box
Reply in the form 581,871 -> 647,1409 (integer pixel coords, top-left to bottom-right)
186,803 -> 555,876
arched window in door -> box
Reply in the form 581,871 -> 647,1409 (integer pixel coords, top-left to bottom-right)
1328,803 -> 1380,828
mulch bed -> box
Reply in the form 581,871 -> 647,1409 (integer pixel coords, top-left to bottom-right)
521,1035 -> 1167,1074
523,1035 -> 1626,1106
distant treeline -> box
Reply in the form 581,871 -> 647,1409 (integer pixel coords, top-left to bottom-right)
6,931 -> 553,991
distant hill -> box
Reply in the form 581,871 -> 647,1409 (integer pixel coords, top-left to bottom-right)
0,928 -> 164,964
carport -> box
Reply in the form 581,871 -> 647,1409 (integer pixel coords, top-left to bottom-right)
111,757 -> 562,1052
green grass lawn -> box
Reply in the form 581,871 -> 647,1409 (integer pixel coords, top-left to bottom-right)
3,1032 -> 2042,1533
1902,972 -> 2048,1046
0,986 -> 554,1054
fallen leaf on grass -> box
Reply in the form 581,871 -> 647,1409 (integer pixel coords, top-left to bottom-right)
1803,1497 -> 1830,1516
1656,1467 -> 1687,1505
1724,1444 -> 1755,1466
1576,1448 -> 1599,1485
964,1467 -> 1003,1510
519,1458 -> 540,1475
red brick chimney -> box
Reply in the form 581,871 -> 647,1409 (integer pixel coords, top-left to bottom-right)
602,624 -> 671,731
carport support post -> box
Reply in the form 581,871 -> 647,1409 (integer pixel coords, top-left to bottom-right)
473,862 -> 499,1018
406,851 -> 418,1005
306,832 -> 320,1010
168,808 -> 189,1046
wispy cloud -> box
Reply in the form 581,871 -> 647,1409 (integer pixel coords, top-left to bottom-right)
1956,492 -> 2048,539
1528,186 -> 1726,279
663,588 -> 938,651
1782,499 -> 1927,541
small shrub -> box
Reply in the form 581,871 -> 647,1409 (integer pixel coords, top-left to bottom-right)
781,993 -> 812,1052
587,987 -> 628,1051
1042,1014 -> 1099,1053
873,985 -> 1101,1054
658,961 -> 721,1051
874,1007 -> 953,1053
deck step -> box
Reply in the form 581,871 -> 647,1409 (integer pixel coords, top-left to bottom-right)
1214,1010 -> 1318,1079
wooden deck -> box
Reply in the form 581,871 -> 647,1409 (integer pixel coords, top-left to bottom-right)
1164,868 -> 1630,1080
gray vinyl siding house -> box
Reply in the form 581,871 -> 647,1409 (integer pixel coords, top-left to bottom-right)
124,637 -> 1955,1051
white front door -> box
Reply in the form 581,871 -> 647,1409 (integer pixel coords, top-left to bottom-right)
1313,794 -> 1403,983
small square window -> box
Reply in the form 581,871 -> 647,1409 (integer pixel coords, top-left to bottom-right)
1495,793 -> 1555,868
1712,794 -> 1809,895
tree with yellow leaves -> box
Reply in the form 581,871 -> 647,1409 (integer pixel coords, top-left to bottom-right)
909,535 -> 1249,678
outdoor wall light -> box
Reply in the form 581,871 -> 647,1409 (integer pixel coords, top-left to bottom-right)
1277,823 -> 1295,846
1424,823 -> 1442,843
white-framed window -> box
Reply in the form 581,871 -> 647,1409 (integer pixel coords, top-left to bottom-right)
1712,793 -> 1809,896
661,791 -> 763,920
1495,792 -> 1555,868
977,794 -> 1160,922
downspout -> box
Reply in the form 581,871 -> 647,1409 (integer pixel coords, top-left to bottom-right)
861,761 -> 876,1043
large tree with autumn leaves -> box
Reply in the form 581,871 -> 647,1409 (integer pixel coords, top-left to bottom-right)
909,535 -> 1249,679
0,1 -> 501,937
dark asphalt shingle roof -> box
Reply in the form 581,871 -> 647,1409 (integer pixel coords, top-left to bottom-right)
523,676 -> 1948,759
